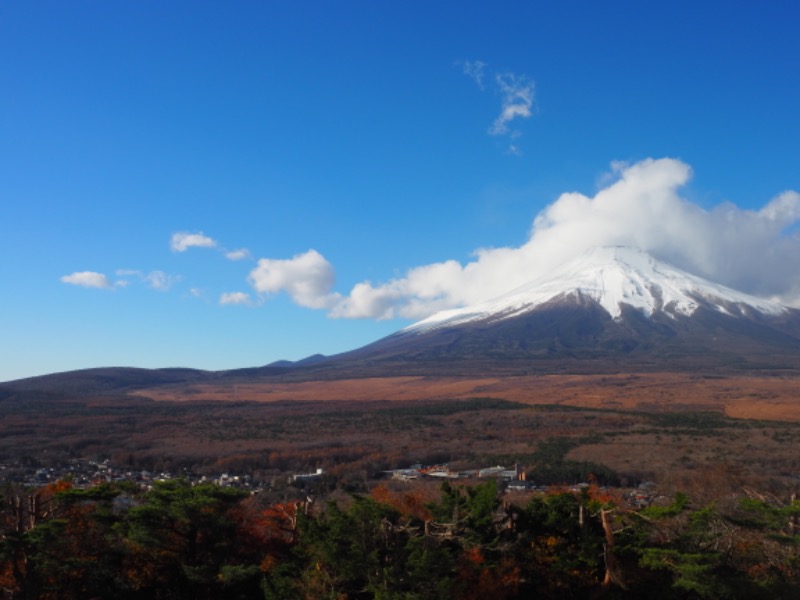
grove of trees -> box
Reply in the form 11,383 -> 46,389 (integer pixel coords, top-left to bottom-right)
2,478 -> 800,599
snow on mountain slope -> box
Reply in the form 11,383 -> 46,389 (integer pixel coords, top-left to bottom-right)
404,247 -> 787,334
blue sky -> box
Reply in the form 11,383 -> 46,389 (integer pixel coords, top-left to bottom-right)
2,1 -> 799,381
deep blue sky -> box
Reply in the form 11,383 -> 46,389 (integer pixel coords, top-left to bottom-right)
2,1 -> 799,380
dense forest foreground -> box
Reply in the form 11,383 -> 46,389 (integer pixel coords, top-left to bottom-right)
2,476 -> 800,599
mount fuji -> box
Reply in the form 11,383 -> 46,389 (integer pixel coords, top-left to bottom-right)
324,246 -> 800,375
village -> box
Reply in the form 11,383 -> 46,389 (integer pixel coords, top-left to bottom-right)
0,458 -> 661,509
0,459 -> 258,492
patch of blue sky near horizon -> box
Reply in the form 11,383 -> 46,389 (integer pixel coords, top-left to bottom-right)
1,1 -> 799,380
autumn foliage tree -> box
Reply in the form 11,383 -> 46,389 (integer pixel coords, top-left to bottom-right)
2,478 -> 800,599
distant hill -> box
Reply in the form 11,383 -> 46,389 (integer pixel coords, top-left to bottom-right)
266,354 -> 327,368
0,367 -> 212,396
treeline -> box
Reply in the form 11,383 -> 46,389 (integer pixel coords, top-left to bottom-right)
2,479 -> 800,599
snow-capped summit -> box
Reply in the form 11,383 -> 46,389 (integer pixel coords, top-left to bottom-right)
404,246 -> 787,335
320,245 -> 800,375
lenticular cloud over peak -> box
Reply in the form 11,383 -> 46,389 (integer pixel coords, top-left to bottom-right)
252,158 -> 800,319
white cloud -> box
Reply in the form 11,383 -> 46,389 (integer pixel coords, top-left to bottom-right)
329,260 -> 465,320
247,249 -> 338,309
489,72 -> 535,136
225,248 -> 251,261
324,158 -> 800,318
220,291 -> 252,306
170,231 -> 217,252
232,158 -> 800,319
170,232 -> 251,261
60,271 -> 112,289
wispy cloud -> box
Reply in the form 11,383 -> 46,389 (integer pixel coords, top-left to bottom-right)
143,270 -> 180,291
458,60 -> 487,89
170,231 -> 217,252
60,271 -> 113,289
489,72 -> 535,136
459,61 -> 536,151
225,248 -> 251,261
115,269 -> 180,291
220,291 -> 252,306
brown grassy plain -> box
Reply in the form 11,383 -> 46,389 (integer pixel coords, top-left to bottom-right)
3,372 -> 799,496
134,372 -> 800,421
